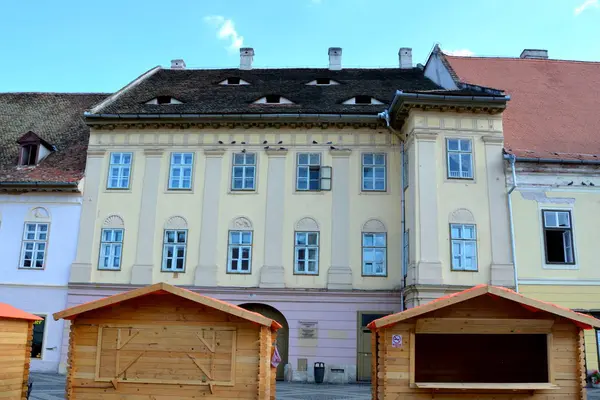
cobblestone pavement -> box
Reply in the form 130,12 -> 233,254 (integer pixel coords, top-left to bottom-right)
27,373 -> 600,400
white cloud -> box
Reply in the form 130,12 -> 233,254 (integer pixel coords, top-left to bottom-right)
442,49 -> 475,57
574,0 -> 598,15
204,15 -> 244,52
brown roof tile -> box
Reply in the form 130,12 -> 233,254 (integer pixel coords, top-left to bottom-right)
0,93 -> 107,186
442,54 -> 600,161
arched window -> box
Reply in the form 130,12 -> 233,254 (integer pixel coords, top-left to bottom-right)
98,215 -> 125,270
294,217 -> 320,275
362,219 -> 387,276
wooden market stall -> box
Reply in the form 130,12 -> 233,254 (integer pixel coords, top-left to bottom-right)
369,284 -> 600,400
54,282 -> 281,400
0,303 -> 42,400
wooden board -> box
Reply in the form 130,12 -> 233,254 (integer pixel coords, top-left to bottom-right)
415,318 -> 554,334
414,382 -> 560,390
0,319 -> 31,400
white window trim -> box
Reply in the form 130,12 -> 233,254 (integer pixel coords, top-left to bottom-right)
450,223 -> 478,271
107,152 -> 133,189
161,229 -> 187,272
168,152 -> 194,190
227,231 -> 253,274
294,231 -> 319,275
98,228 -> 124,270
362,232 -> 387,276
231,153 -> 257,191
539,206 -> 578,270
446,138 -> 474,180
19,222 -> 49,269
362,153 -> 387,192
296,153 -> 321,191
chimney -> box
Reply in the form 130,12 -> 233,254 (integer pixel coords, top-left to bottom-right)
240,48 -> 254,70
399,48 -> 413,69
520,49 -> 548,59
171,59 -> 186,69
328,47 -> 342,70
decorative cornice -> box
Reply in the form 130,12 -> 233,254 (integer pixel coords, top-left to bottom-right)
203,148 -> 226,156
144,148 -> 164,157
87,149 -> 107,157
265,149 -> 289,156
413,132 -> 438,141
89,120 -> 385,131
482,135 -> 504,144
330,148 -> 352,157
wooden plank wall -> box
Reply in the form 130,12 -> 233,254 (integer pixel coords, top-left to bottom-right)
0,319 -> 31,400
374,295 -> 586,400
67,294 -> 272,400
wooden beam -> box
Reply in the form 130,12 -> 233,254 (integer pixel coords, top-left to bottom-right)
196,331 -> 216,353
117,329 -> 139,350
409,330 -> 415,388
414,382 -> 560,390
187,353 -> 213,380
415,318 -> 554,334
116,351 -> 145,379
547,333 -> 555,384
577,329 -> 587,400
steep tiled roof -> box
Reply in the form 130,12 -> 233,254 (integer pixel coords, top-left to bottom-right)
0,93 -> 107,186
442,53 -> 600,161
93,67 -> 442,115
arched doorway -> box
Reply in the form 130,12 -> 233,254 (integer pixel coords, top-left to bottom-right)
240,303 -> 288,380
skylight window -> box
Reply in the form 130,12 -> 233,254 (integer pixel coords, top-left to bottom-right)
145,96 -> 183,105
306,78 -> 340,86
342,96 -> 384,105
219,78 -> 250,85
253,95 -> 294,104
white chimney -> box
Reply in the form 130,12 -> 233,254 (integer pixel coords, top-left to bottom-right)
171,59 -> 186,69
520,49 -> 548,59
328,47 -> 342,70
399,48 -> 413,69
240,48 -> 254,70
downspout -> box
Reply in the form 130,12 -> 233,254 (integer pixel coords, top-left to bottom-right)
504,153 -> 519,292
379,110 -> 406,311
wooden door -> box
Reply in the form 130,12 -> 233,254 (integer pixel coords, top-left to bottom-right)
357,312 -> 390,381
240,304 -> 288,380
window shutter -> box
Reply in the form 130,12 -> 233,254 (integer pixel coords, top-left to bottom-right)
320,166 -> 332,190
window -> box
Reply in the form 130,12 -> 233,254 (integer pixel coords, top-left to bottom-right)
107,152 -> 132,189
20,223 -> 49,269
296,153 -> 331,191
169,152 -> 194,190
306,78 -> 340,86
362,233 -> 387,276
20,144 -> 38,166
227,231 -> 252,273
342,96 -> 384,105
542,210 -> 574,264
362,153 -> 386,191
450,224 -> 477,271
146,96 -> 183,105
294,232 -> 319,274
162,230 -> 187,272
232,153 -> 256,190
219,77 -> 250,85
31,315 -> 46,359
253,95 -> 294,104
98,228 -> 123,270
447,138 -> 473,179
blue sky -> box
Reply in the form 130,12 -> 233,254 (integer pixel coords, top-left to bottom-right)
1,0 -> 598,93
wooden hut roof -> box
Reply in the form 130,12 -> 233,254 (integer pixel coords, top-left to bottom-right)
53,282 -> 282,331
0,303 -> 43,321
368,284 -> 600,330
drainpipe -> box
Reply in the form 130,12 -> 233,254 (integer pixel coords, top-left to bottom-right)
504,153 -> 519,292
379,110 -> 406,311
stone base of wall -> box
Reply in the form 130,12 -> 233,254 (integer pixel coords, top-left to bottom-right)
285,363 -> 357,384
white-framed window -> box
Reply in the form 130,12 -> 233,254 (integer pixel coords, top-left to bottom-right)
450,223 -> 477,271
362,153 -> 386,191
542,210 -> 575,264
296,153 -> 331,191
232,153 -> 256,190
362,232 -> 387,276
107,152 -> 133,189
20,223 -> 49,269
162,230 -> 187,272
294,232 -> 319,274
227,231 -> 252,273
447,138 -> 473,179
98,228 -> 123,270
169,152 -> 194,190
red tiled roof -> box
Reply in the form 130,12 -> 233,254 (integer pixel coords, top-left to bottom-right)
0,303 -> 43,321
443,55 -> 600,161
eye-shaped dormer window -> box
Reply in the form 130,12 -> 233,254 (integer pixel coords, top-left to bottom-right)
253,95 -> 294,104
306,78 -> 340,86
219,77 -> 250,85
145,96 -> 183,105
342,95 -> 384,105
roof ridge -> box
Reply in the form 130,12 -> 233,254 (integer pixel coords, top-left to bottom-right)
446,55 -> 600,65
